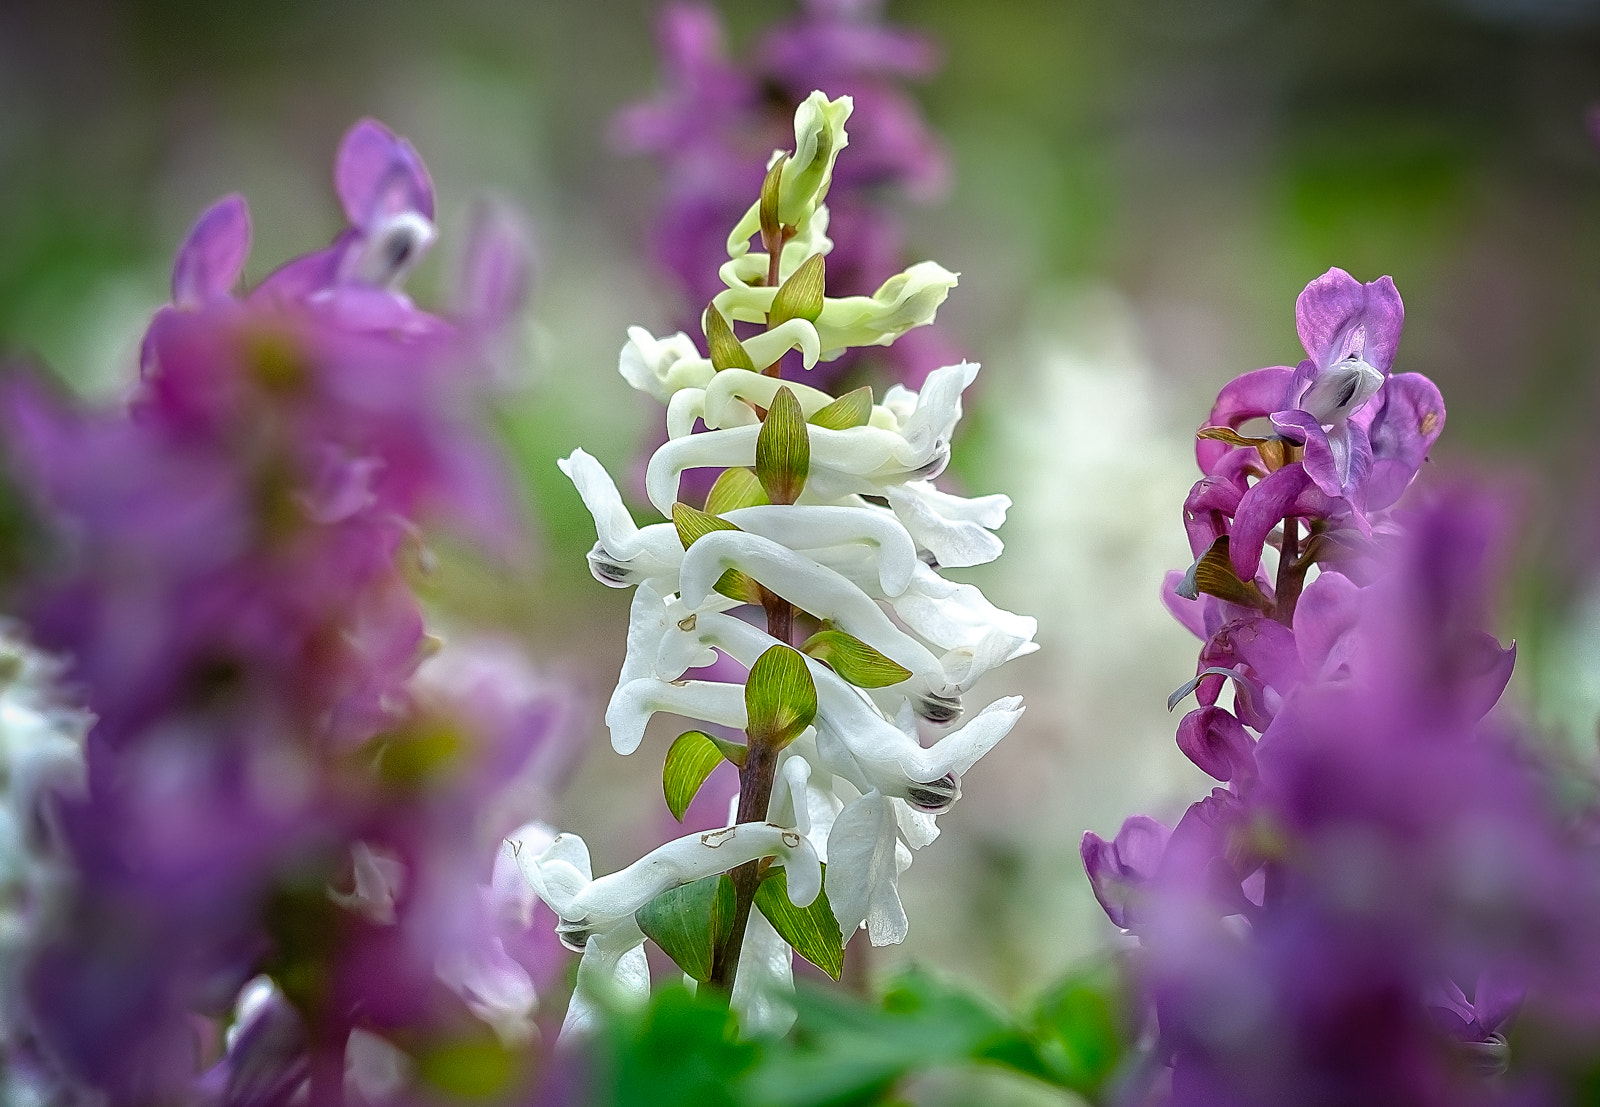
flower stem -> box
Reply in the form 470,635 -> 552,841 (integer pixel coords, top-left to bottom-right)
1273,517 -> 1304,626
307,1031 -> 347,1107
710,586 -> 797,992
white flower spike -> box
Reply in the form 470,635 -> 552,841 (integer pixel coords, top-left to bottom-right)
517,91 -> 1032,1036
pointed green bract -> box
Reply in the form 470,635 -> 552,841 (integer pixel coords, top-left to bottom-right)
755,386 -> 809,506
637,874 -> 737,984
672,501 -> 741,550
704,467 -> 769,515
754,864 -> 844,980
801,628 -> 912,688
808,386 -> 873,431
769,253 -> 826,326
759,156 -> 785,250
714,569 -> 765,605
744,644 -> 817,749
663,731 -> 726,822
704,304 -> 755,372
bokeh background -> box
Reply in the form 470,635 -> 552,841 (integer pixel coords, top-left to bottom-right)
4,0 -> 1600,1014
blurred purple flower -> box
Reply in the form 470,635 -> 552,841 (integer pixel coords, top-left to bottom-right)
1,120 -> 571,1105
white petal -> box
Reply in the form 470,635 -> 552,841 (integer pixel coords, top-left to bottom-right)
730,909 -> 796,1037
726,505 -> 918,597
677,532 -> 942,682
825,791 -> 908,946
604,677 -> 748,756
884,482 -> 1009,568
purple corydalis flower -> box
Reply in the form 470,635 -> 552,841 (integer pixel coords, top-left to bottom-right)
2,118 -> 551,1102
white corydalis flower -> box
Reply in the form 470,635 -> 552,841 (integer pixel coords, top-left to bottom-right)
521,90 -> 1032,1034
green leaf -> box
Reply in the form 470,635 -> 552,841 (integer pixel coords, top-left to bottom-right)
745,644 -> 817,749
704,304 -> 755,372
801,628 -> 911,689
808,386 -> 873,431
1028,959 -> 1130,1096
613,985 -> 757,1107
759,156 -> 786,250
1175,536 -> 1269,610
704,467 -> 769,515
755,386 -> 809,506
754,864 -> 844,979
637,874 -> 736,983
714,569 -> 765,605
769,253 -> 826,326
663,731 -> 726,822
672,501 -> 741,549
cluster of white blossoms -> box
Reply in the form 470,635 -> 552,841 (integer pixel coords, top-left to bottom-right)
513,92 -> 1035,1037
0,626 -> 90,1105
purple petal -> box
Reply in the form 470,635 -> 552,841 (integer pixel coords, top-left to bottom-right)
1176,706 -> 1257,787
1184,475 -> 1244,558
1082,815 -> 1172,929
1272,411 -> 1373,508
1162,569 -> 1209,640
1364,373 -> 1446,511
1292,570 -> 1363,680
1229,463 -> 1352,580
1196,366 -> 1294,473
1295,269 -> 1404,373
452,201 -> 534,329
171,194 -> 251,307
335,119 -> 435,230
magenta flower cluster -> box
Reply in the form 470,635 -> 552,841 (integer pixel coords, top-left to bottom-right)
0,121 -> 568,1105
1084,270 -> 1600,1104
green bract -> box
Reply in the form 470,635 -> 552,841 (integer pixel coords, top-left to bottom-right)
801,628 -> 912,689
744,644 -> 817,750
754,865 -> 844,980
664,730 -> 727,821
637,874 -> 737,984
755,387 -> 810,506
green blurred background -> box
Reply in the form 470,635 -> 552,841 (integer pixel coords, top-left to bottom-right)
4,0 -> 1600,1017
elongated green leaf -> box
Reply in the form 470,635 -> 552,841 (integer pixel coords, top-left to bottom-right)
715,569 -> 764,605
755,864 -> 844,979
801,629 -> 911,688
664,731 -> 726,821
704,304 -> 755,372
637,873 -> 736,983
769,253 -> 826,326
672,502 -> 741,549
704,467 -> 769,515
1175,536 -> 1269,610
745,644 -> 817,749
808,386 -> 873,431
755,387 -> 809,506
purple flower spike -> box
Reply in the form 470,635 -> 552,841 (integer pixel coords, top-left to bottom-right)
170,193 -> 251,307
1294,267 -> 1404,376
1082,815 -> 1172,931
